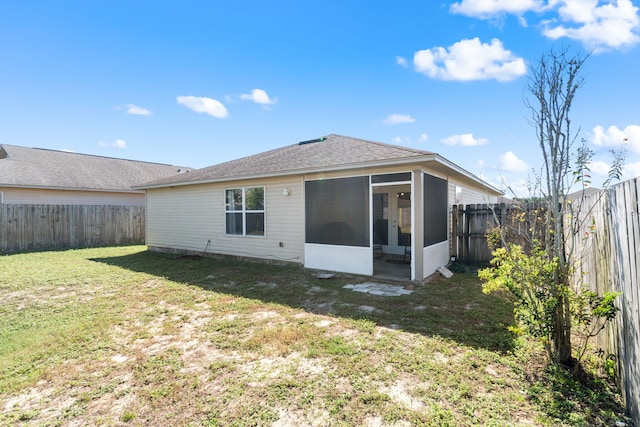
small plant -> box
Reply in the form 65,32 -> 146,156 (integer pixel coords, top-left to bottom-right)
121,411 -> 135,422
480,242 -> 621,369
603,353 -> 617,381
572,288 -> 621,366
479,243 -> 561,361
447,261 -> 467,273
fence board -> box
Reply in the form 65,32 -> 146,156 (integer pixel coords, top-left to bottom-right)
568,179 -> 639,425
452,202 -> 542,263
0,204 -> 145,253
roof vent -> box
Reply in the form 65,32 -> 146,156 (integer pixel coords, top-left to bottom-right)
298,137 -> 326,146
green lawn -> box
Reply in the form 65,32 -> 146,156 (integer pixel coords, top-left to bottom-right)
0,246 -> 628,426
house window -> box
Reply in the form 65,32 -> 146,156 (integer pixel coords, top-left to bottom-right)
225,187 -> 265,236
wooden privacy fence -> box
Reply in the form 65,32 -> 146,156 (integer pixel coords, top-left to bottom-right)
452,203 -> 501,263
0,204 -> 145,253
451,203 -> 546,263
567,179 -> 640,424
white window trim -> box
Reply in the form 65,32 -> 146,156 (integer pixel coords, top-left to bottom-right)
224,186 -> 266,238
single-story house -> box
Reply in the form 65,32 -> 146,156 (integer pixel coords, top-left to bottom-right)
0,144 -> 190,206
136,134 -> 501,280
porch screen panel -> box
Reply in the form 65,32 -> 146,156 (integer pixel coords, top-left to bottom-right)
305,176 -> 370,247
423,173 -> 448,246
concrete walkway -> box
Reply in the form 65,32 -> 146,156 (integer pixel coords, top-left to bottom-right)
343,282 -> 414,297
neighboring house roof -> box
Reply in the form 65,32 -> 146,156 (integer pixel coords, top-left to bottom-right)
137,134 -> 502,195
566,187 -> 602,201
0,144 -> 191,192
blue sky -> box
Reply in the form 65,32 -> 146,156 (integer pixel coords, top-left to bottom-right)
1,1 -> 639,196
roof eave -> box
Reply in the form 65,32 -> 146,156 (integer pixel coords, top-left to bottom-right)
430,156 -> 503,196
136,153 -> 500,195
0,184 -> 145,193
135,156 -> 437,189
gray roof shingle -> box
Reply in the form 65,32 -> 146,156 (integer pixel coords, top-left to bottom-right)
139,134 -> 437,188
0,144 -> 191,192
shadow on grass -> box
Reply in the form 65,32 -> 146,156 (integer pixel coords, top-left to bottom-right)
90,250 -> 633,425
91,249 -> 519,354
526,363 -> 631,426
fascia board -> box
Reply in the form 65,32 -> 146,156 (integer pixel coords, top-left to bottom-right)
134,155 -> 439,190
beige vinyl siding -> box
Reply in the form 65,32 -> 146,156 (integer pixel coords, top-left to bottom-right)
447,181 -> 498,206
0,187 -> 145,205
145,176 -> 304,263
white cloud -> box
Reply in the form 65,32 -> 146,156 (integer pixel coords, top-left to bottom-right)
499,151 -> 529,171
126,104 -> 152,116
396,55 -> 408,67
623,161 -> 640,179
441,133 -> 489,146
391,134 -> 430,145
588,160 -> 612,176
240,89 -> 277,105
592,124 -> 640,153
450,0 -> 545,19
98,139 -> 127,149
413,38 -> 526,82
584,159 -> 640,184
449,0 -> 640,52
502,177 -> 533,198
177,96 -> 228,118
384,114 -> 416,125
543,0 -> 640,51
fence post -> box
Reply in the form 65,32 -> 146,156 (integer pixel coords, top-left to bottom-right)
451,204 -> 458,259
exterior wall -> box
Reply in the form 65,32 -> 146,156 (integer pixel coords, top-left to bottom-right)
304,244 -> 371,275
448,180 -> 498,205
144,163 -> 500,279
145,176 -> 304,264
423,241 -> 449,276
0,187 -> 145,206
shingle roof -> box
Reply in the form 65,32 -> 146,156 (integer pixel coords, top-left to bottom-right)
140,134 -> 438,188
0,144 -> 191,192
566,187 -> 602,201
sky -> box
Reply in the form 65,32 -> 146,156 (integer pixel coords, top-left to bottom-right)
1,0 -> 639,197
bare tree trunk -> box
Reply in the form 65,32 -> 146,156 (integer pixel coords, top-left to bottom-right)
527,47 -> 588,366
554,287 -> 574,366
